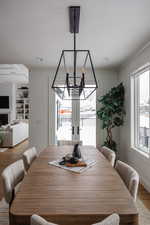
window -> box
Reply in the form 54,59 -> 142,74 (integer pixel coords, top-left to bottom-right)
131,65 -> 150,155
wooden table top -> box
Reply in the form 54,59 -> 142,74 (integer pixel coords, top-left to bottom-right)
10,146 -> 138,225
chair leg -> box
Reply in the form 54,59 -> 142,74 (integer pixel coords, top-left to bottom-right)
9,189 -> 15,225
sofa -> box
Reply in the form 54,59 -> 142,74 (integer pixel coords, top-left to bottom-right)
0,122 -> 29,147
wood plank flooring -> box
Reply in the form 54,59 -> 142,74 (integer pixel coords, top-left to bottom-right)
0,140 -> 29,200
138,184 -> 150,210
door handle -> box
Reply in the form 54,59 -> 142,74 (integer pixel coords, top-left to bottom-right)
72,126 -> 74,135
77,126 -> 79,135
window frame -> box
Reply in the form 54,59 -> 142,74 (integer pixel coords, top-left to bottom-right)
131,63 -> 150,156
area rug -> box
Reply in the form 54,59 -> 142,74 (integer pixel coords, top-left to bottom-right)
0,197 -> 150,225
0,148 -> 8,153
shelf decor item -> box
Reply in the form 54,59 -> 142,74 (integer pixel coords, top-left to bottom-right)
22,90 -> 28,98
16,85 -> 29,120
52,6 -> 98,100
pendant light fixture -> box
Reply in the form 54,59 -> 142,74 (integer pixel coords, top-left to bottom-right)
52,6 -> 98,100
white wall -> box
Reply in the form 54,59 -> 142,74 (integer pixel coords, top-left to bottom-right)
96,69 -> 119,147
29,68 -> 118,152
29,68 -> 53,151
119,44 -> 150,191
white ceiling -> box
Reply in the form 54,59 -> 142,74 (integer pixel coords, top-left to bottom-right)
0,0 -> 150,69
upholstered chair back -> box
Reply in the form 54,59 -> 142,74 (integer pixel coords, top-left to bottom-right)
31,214 -> 119,225
93,213 -> 120,225
1,159 -> 25,205
23,147 -> 37,171
92,213 -> 120,225
100,146 -> 116,167
31,214 -> 57,225
57,140 -> 82,146
115,160 -> 139,201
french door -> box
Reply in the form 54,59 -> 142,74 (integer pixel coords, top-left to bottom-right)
56,89 -> 96,146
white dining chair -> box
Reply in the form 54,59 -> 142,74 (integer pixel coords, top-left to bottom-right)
57,140 -> 82,146
23,147 -> 38,171
93,213 -> 120,225
31,214 -> 57,225
31,213 -> 120,225
1,159 -> 25,206
100,146 -> 116,167
115,160 -> 139,201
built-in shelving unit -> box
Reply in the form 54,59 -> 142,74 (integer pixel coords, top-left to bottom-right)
16,84 -> 29,120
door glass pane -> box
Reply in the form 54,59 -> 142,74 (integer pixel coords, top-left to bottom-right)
80,88 -> 96,146
56,98 -> 72,141
137,70 -> 150,153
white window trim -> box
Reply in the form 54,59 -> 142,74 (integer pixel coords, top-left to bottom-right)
130,63 -> 150,157
130,63 -> 150,77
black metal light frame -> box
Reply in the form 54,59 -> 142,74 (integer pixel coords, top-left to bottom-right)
52,6 -> 98,100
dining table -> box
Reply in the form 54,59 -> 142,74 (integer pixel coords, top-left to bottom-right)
10,145 -> 138,225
